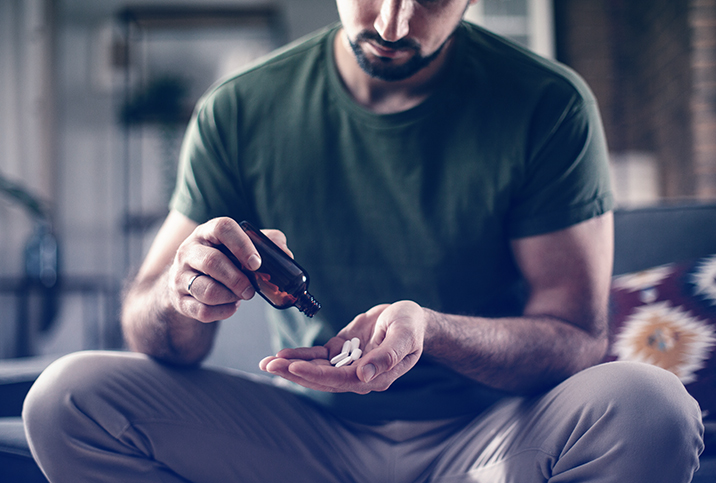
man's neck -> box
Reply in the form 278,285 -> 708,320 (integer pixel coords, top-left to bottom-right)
333,29 -> 455,115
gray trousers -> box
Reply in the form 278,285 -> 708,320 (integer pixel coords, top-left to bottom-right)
23,351 -> 703,483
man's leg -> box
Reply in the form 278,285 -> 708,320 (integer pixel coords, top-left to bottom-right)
22,351 -> 367,483
430,361 -> 704,483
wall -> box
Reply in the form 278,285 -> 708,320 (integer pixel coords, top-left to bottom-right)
628,0 -> 694,198
555,0 -> 716,203
0,0 -> 57,356
691,0 -> 716,198
0,0 -> 340,363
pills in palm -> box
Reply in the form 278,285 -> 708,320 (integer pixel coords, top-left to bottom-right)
334,355 -> 353,367
330,337 -> 362,367
330,351 -> 350,365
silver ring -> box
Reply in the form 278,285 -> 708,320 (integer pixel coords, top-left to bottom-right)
187,274 -> 201,296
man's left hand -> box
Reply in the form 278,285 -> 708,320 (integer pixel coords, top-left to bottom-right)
259,300 -> 425,394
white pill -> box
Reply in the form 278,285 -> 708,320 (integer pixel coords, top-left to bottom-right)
335,355 -> 353,367
350,337 -> 360,351
341,340 -> 352,355
350,348 -> 362,361
330,352 -> 350,365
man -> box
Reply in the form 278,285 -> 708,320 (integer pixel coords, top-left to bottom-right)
24,1 -> 703,481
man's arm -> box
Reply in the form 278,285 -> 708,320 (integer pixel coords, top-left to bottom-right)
121,210 -> 266,365
423,211 -> 614,394
262,212 -> 613,395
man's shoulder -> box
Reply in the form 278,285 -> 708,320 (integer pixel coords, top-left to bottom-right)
207,23 -> 337,96
459,21 -> 594,103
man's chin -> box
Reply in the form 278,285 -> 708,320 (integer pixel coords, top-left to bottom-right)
352,47 -> 430,82
365,59 -> 418,81
349,37 -> 447,82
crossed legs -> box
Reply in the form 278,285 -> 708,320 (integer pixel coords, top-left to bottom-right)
23,351 -> 703,482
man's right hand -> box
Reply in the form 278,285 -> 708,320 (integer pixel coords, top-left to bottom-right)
121,211 -> 289,364
167,217 -> 263,323
161,216 -> 294,324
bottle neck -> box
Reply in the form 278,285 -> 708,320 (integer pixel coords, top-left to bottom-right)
295,291 -> 321,318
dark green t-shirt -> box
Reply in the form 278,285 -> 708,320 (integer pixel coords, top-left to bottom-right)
171,22 -> 614,422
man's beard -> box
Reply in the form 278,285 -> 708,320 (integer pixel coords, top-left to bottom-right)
347,31 -> 449,82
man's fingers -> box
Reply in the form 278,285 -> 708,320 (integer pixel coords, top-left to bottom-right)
260,358 -> 346,393
179,269 -> 248,323
276,346 -> 329,361
285,361 -> 366,393
358,324 -> 422,384
262,229 -> 294,258
185,272 -> 239,304
177,295 -> 239,323
195,217 -> 262,271
179,242 -> 254,301
259,352 -> 411,394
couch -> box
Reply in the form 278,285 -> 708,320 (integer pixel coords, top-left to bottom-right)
2,203 -> 715,482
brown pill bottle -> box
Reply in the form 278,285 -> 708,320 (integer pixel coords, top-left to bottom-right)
221,221 -> 321,318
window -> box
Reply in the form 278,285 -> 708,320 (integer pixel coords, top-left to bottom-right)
466,0 -> 555,59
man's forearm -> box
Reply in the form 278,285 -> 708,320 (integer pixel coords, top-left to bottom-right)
121,270 -> 218,365
422,309 -> 608,395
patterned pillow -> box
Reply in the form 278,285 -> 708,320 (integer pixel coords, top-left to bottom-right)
608,254 -> 716,421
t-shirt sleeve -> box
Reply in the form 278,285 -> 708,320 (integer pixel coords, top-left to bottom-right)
507,88 -> 615,239
169,86 -> 249,224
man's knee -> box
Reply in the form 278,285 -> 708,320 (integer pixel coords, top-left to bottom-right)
531,362 -> 704,482
573,361 -> 701,415
568,361 -> 704,455
23,351 -> 145,450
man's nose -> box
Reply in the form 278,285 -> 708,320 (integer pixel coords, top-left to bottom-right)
374,0 -> 414,42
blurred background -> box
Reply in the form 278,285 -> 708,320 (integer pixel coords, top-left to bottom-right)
1,0 -> 715,367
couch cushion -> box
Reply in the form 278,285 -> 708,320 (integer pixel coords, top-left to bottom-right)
0,417 -> 47,482
0,417 -> 32,458
613,204 -> 716,275
608,254 -> 716,422
0,355 -> 63,418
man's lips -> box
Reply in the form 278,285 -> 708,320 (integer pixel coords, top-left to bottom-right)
366,41 -> 413,59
